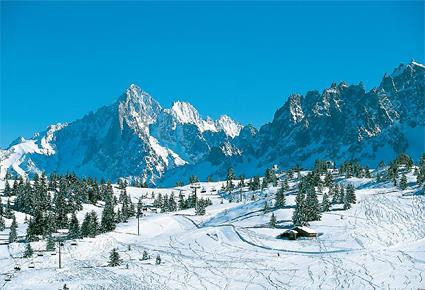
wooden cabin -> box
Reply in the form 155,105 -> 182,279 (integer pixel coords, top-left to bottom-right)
278,226 -> 318,240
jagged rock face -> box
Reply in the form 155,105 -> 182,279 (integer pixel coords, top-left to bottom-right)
1,61 -> 424,183
0,85 -> 242,183
247,61 -> 425,169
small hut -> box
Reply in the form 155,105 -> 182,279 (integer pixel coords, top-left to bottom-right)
278,226 -> 318,240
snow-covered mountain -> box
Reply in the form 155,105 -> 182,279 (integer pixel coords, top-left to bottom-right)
248,60 -> 425,168
0,84 -> 242,183
1,61 -> 424,183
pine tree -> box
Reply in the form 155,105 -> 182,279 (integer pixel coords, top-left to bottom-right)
101,195 -> 116,233
195,198 -> 206,215
142,250 -> 149,260
80,213 -> 91,237
343,192 -> 351,210
88,211 -> 98,238
178,191 -> 185,210
4,199 -> 13,219
46,235 -> 55,251
269,213 -> 277,228
0,216 -> 5,231
304,186 -> 321,221
321,192 -> 330,212
282,178 -> 289,191
399,173 -> 408,190
324,172 -> 333,187
292,190 -> 306,226
156,254 -> 161,265
23,243 -> 33,258
68,213 -> 80,239
9,215 -> 18,243
4,181 -> 11,197
345,184 -> 356,204
108,248 -> 121,266
275,186 -> 286,208
263,201 -> 269,212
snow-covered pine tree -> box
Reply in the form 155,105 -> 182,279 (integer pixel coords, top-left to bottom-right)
400,173 -> 408,190
343,192 -> 351,210
4,181 -> 11,197
304,185 -> 321,221
23,243 -> 33,258
275,186 -> 286,208
282,178 -> 289,191
168,193 -> 177,212
0,216 -> 5,231
68,212 -> 80,239
101,193 -> 116,233
345,184 -> 356,204
46,235 -> 55,251
324,172 -> 333,187
88,211 -> 98,238
9,215 -> 17,243
269,213 -> 277,228
321,192 -> 330,212
292,190 -> 306,226
80,213 -> 91,238
142,250 -> 149,260
108,248 -> 121,266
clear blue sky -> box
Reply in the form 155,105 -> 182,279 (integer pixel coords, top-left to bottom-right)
1,1 -> 424,147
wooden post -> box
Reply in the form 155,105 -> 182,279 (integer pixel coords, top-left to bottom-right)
58,241 -> 62,269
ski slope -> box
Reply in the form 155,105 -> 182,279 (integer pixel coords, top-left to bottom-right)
0,173 -> 424,290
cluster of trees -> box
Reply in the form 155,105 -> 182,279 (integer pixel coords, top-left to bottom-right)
2,172 -> 141,246
292,170 -> 357,226
381,153 -> 425,191
339,160 -> 371,178
152,191 -> 212,215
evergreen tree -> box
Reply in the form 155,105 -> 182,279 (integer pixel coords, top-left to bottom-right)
168,193 -> 177,212
400,173 -> 408,190
23,243 -> 33,258
4,181 -> 11,197
46,235 -> 55,251
108,248 -> 121,266
275,186 -> 286,208
292,190 -> 306,226
324,172 -> 333,187
195,198 -> 206,215
4,199 -> 13,219
80,213 -> 91,237
142,250 -> 149,260
321,192 -> 331,212
0,216 -> 5,231
68,213 -> 80,239
345,184 -> 356,204
282,178 -> 289,191
269,213 -> 277,228
343,192 -> 351,210
9,215 -> 18,243
304,186 -> 321,221
156,254 -> 161,265
263,200 -> 269,212
88,211 -> 98,238
178,191 -> 186,210
101,195 -> 116,233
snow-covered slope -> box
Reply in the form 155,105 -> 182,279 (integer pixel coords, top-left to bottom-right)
0,169 -> 423,289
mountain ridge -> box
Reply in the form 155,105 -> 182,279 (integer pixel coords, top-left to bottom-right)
1,61 -> 424,184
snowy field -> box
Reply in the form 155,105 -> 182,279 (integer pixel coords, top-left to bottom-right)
0,174 -> 424,290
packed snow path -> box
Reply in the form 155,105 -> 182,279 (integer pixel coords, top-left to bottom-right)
0,179 -> 424,289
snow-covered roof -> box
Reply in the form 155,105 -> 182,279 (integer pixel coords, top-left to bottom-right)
295,226 -> 317,234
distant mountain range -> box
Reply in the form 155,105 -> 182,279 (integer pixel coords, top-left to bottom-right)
1,60 -> 424,185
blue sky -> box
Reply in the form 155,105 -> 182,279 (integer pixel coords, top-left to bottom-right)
1,1 -> 424,147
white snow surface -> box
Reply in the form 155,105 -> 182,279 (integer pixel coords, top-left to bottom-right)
0,171 -> 424,289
